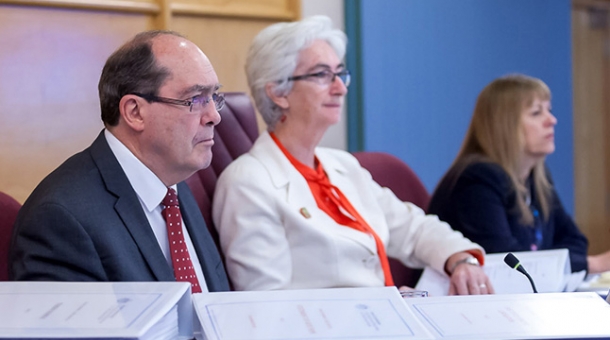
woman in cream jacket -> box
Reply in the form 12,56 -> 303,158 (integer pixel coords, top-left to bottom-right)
213,15 -> 492,295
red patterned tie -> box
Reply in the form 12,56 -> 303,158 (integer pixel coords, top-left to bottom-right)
161,188 -> 202,293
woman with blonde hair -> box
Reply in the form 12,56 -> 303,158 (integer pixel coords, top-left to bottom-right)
428,74 -> 610,273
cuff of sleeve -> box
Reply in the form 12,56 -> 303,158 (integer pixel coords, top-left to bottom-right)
467,249 -> 485,266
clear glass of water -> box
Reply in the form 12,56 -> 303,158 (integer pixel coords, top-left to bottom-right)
400,290 -> 428,298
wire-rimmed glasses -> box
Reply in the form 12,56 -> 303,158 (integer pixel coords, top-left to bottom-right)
287,69 -> 351,87
131,92 -> 225,112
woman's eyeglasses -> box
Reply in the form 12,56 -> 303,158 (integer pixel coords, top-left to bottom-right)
287,69 -> 351,87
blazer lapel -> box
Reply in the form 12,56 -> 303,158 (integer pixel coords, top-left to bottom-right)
251,134 -> 377,253
250,132 -> 317,208
250,132 -> 291,190
89,131 -> 174,281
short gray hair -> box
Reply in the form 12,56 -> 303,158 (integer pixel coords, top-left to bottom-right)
245,15 -> 347,130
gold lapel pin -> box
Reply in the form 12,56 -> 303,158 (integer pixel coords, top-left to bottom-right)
299,207 -> 311,219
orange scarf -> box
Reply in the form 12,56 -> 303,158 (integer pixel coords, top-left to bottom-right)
270,133 -> 395,286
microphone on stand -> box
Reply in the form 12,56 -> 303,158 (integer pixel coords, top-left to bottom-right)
504,253 -> 538,293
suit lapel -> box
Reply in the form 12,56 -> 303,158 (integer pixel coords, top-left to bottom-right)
89,131 -> 174,281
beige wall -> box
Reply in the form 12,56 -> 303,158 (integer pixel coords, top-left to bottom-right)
0,0 -> 299,203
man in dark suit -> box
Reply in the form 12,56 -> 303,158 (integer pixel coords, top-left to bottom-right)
9,30 -> 230,292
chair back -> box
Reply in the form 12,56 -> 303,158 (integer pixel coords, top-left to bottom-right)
353,151 -> 430,210
0,191 -> 21,281
352,151 -> 430,288
185,92 -> 259,247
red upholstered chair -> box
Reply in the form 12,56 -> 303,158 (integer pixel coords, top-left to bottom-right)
352,151 -> 430,288
0,191 -> 21,281
185,92 -> 259,248
352,152 -> 430,211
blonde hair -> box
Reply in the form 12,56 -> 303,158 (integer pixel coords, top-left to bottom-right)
450,74 -> 552,225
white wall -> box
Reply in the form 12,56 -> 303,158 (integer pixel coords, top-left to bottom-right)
301,0 -> 347,150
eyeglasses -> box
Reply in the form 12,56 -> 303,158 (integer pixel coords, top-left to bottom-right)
287,69 -> 351,87
131,92 -> 225,112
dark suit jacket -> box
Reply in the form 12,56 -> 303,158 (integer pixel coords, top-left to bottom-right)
9,131 -> 230,291
428,161 -> 588,272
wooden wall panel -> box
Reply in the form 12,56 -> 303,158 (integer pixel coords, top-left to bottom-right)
0,5 -> 154,203
173,0 -> 299,19
571,3 -> 610,255
0,0 -> 298,203
0,0 -> 160,13
172,15 -> 274,130
173,16 -> 272,92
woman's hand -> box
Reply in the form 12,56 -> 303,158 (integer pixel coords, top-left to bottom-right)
398,285 -> 415,292
449,262 -> 494,295
445,252 -> 495,295
587,250 -> 610,274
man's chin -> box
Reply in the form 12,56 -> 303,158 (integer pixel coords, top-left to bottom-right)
192,152 -> 213,171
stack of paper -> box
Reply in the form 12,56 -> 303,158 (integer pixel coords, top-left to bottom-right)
194,287 -> 434,340
404,292 -> 610,339
416,249 -> 587,295
194,286 -> 610,340
577,271 -> 610,298
0,281 -> 193,339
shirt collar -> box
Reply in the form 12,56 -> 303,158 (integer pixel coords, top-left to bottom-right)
104,129 -> 176,211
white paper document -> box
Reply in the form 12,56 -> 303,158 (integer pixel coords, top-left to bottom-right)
577,270 -> 610,297
404,292 -> 610,339
194,286 -> 435,340
416,249 -> 586,296
0,281 -> 193,339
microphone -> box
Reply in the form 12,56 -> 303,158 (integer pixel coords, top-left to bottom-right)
504,253 -> 538,293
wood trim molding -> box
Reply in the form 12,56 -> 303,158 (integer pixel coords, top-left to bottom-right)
155,0 -> 171,29
0,0 -> 159,13
170,2 -> 298,20
287,0 -> 300,20
573,0 -> 610,10
0,0 -> 300,20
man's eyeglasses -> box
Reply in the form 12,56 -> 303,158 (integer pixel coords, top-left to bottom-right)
131,92 -> 225,113
287,69 -> 351,87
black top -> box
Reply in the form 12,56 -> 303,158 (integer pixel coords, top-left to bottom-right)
428,160 -> 588,272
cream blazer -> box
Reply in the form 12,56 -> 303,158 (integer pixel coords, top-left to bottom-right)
212,132 -> 483,291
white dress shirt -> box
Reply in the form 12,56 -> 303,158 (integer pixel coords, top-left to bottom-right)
104,130 -> 208,292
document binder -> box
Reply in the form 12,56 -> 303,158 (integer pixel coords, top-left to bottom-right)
0,281 -> 193,340
194,286 -> 435,340
404,292 -> 610,339
194,287 -> 610,340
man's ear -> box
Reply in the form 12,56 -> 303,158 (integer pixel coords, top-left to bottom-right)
119,95 -> 145,132
265,83 -> 289,110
